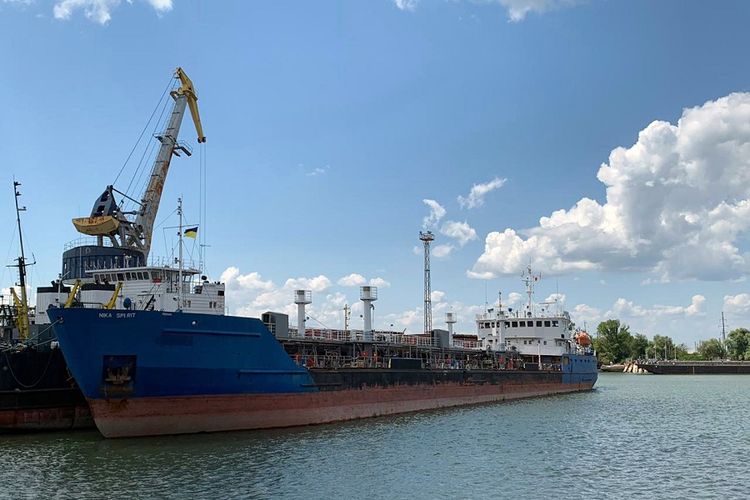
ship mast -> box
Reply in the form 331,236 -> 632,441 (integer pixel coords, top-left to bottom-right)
10,181 -> 31,341
177,197 -> 184,311
521,266 -> 541,318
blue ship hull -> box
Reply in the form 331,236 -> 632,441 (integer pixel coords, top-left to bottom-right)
49,308 -> 597,437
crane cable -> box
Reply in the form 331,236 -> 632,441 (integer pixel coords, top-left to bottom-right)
122,79 -> 178,211
112,74 -> 175,186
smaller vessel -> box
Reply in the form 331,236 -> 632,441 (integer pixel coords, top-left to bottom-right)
638,361 -> 750,374
1,181 -> 92,432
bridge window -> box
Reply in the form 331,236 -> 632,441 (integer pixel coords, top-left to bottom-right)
552,320 -> 559,327
504,321 -> 510,328
511,321 -> 518,327
544,341 -> 547,345
536,321 -> 542,327
545,320 -> 551,327
117,273 -> 125,281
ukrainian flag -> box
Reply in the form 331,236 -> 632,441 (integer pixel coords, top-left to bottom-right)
184,226 -> 198,239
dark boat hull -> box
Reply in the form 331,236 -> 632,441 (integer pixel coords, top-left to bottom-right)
640,362 -> 750,374
0,347 -> 92,432
0,388 -> 92,432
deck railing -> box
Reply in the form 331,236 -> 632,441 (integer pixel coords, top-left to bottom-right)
286,328 -> 482,349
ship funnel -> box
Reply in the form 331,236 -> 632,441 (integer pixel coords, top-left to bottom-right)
360,286 -> 378,341
446,312 -> 456,346
294,290 -> 312,338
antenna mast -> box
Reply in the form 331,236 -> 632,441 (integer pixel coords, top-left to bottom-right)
11,181 -> 31,340
419,231 -> 435,336
521,265 -> 541,317
177,197 -> 184,311
343,304 -> 350,335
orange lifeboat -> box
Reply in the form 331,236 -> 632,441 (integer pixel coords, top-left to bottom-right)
72,215 -> 120,236
576,331 -> 592,347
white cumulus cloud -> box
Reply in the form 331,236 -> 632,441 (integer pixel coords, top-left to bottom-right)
440,220 -> 478,246
393,0 -> 418,11
284,275 -> 332,293
432,244 -> 454,258
458,177 -> 506,209
53,0 -> 172,24
337,273 -> 367,287
608,295 -> 706,318
571,303 -> 602,328
470,93 -> 750,282
391,0 -> 575,21
506,292 -> 523,306
494,0 -> 573,22
369,277 -> 391,288
724,293 -> 750,317
220,267 -> 275,291
422,199 -> 446,229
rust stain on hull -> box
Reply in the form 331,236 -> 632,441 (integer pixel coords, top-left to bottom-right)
91,381 -> 594,438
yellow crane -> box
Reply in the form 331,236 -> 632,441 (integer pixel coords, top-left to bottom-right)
9,288 -> 29,341
64,280 -> 81,309
175,67 -> 206,144
71,67 -> 206,260
103,282 -> 123,310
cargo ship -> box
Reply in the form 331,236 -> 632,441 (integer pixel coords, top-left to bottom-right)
45,66 -> 594,438
49,242 -> 597,437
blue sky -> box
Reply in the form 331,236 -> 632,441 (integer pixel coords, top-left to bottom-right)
1,0 -> 750,346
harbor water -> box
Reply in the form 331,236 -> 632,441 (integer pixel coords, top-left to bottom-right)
1,373 -> 748,499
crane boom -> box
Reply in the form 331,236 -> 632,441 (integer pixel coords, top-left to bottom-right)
176,67 -> 206,144
71,67 -> 206,259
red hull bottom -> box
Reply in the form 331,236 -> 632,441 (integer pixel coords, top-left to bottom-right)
0,406 -> 93,432
89,381 -> 595,438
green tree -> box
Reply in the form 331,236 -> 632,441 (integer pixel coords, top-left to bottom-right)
725,328 -> 750,360
648,335 -> 676,360
628,333 -> 649,360
697,338 -> 726,360
595,319 -> 632,364
674,343 -> 691,360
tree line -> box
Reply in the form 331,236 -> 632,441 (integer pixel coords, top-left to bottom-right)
591,319 -> 750,365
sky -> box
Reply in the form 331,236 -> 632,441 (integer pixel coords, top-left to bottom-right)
1,0 -> 750,347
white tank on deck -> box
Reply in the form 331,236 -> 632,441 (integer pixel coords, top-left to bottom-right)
446,312 -> 456,347
294,290 -> 311,338
360,286 -> 378,341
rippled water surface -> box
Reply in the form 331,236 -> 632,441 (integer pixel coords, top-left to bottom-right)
1,374 -> 749,499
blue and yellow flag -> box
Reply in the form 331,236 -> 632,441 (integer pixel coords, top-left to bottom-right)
184,226 -> 198,239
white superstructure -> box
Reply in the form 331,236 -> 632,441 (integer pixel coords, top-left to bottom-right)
476,267 -> 581,362
89,266 -> 225,315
